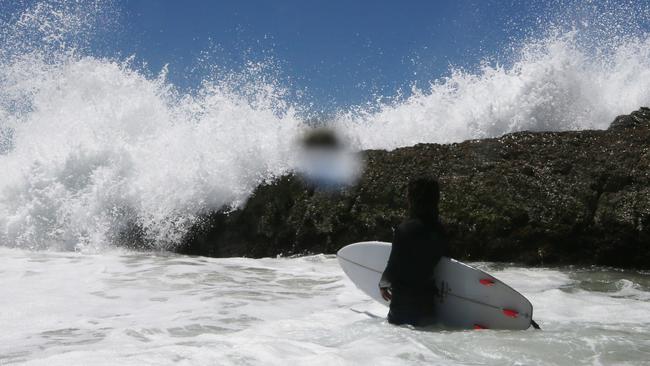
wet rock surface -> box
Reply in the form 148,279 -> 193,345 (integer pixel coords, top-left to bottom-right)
178,108 -> 650,268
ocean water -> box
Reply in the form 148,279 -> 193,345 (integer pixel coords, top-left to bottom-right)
1,248 -> 649,365
1,1 -> 650,364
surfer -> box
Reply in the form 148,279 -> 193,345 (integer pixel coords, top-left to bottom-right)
379,176 -> 450,326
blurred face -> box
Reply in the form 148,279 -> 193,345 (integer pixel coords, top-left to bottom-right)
295,128 -> 363,190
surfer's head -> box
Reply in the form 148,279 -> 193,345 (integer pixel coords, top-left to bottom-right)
407,176 -> 440,221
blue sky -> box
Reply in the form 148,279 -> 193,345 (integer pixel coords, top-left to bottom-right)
11,0 -> 646,112
113,0 -> 555,112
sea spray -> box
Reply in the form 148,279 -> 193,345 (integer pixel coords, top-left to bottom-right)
0,1 -> 304,250
337,30 -> 650,150
0,56 -> 304,250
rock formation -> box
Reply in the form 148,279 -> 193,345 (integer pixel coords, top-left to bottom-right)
178,108 -> 650,268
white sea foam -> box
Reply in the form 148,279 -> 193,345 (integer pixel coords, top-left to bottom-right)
1,248 -> 649,365
1,0 -> 649,250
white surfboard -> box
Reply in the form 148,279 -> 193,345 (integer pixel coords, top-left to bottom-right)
337,241 -> 534,330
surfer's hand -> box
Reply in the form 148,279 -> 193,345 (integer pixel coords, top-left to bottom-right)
380,287 -> 392,301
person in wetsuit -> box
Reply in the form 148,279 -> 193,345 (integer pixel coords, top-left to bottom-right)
379,176 -> 450,326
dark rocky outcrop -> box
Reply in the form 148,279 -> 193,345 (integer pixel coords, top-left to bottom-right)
178,108 -> 650,268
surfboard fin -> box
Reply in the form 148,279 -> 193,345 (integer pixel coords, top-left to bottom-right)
531,319 -> 541,330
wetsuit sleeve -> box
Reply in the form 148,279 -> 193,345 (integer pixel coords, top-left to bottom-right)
379,228 -> 402,289
438,222 -> 451,257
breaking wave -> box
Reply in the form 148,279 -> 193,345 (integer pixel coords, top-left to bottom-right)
0,0 -> 648,250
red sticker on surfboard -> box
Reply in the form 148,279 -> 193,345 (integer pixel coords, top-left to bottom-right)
502,309 -> 519,318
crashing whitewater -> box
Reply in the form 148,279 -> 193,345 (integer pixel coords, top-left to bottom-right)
1,0 -> 649,250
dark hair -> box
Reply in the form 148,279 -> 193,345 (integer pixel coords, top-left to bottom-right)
407,176 -> 440,221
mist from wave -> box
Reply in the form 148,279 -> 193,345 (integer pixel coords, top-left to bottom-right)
0,1 -> 304,250
0,0 -> 649,251
338,0 -> 650,149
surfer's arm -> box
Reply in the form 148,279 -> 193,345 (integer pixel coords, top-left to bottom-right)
379,272 -> 392,289
379,268 -> 393,301
379,255 -> 393,288
379,227 -> 402,290
438,221 -> 451,257
379,267 -> 393,301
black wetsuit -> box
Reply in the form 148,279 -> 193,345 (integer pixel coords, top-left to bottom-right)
379,217 -> 449,326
